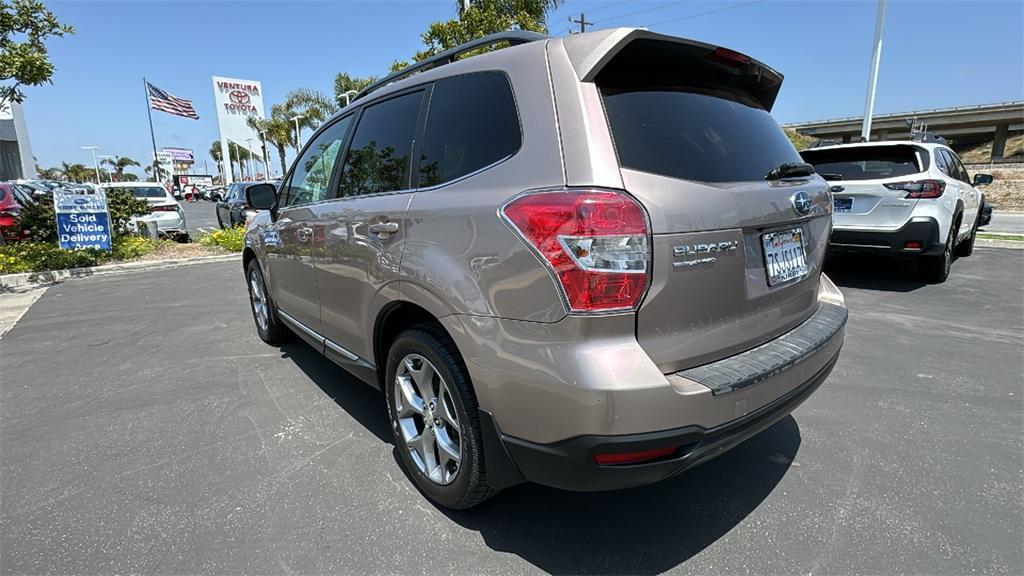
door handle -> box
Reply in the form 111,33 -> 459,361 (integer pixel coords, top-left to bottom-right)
368,222 -> 399,236
296,225 -> 313,243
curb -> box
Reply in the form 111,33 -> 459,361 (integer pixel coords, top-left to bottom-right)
0,253 -> 241,289
977,238 -> 1024,250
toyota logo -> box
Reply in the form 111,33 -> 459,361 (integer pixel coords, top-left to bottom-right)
228,90 -> 251,105
792,191 -> 812,215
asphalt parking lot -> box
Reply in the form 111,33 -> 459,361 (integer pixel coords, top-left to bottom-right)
180,199 -> 222,237
1,248 -> 1021,574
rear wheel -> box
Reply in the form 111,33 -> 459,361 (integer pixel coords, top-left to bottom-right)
956,210 -> 979,258
246,260 -> 287,343
922,221 -> 957,283
385,326 -> 495,510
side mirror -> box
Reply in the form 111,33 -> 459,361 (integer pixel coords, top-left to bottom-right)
973,173 -> 993,186
246,183 -> 277,210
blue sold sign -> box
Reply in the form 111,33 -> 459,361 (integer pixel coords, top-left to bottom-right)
53,191 -> 113,252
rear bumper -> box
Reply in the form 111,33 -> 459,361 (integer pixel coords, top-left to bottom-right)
469,296 -> 847,492
131,212 -> 187,235
830,218 -> 944,255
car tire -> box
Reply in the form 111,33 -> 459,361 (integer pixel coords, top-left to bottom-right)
956,210 -> 979,258
246,259 -> 287,344
385,326 -> 496,510
922,221 -> 957,283
175,232 -> 190,244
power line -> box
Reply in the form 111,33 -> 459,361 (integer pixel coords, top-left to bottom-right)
592,0 -> 692,25
583,0 -> 638,15
645,0 -> 768,28
569,12 -> 595,33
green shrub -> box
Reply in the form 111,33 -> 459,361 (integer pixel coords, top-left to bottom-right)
198,226 -> 246,252
0,237 -> 160,274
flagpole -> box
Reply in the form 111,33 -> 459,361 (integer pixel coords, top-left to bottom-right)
143,77 -> 161,182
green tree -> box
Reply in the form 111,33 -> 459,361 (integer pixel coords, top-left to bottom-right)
392,0 -> 558,71
35,164 -> 60,179
58,161 -> 89,183
100,155 -> 140,182
785,129 -> 815,151
0,0 -> 74,107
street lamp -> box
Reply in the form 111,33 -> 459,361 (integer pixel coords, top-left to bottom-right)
290,114 -> 306,154
82,146 -> 101,184
97,155 -> 116,182
341,90 -> 359,107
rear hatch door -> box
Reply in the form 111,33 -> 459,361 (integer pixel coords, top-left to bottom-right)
589,34 -> 832,372
801,144 -> 928,229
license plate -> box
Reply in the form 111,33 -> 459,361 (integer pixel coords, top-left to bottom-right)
762,228 -> 808,286
833,197 -> 853,213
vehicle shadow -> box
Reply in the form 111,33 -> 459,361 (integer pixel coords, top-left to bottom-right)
824,252 -> 929,292
443,416 -> 801,575
276,336 -> 800,574
276,340 -> 392,443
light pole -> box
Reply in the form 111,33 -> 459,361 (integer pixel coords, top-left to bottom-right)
341,90 -> 359,107
861,0 -> 887,142
290,114 -> 306,154
246,137 -> 257,179
82,146 -> 101,184
97,155 -> 116,182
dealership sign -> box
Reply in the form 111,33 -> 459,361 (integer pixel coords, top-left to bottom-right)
211,76 -> 265,185
53,190 -> 112,252
160,147 -> 194,162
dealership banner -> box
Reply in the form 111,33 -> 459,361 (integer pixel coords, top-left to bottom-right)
53,190 -> 112,252
212,76 -> 265,185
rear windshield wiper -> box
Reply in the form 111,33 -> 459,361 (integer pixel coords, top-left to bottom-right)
818,173 -> 843,181
765,162 -> 815,180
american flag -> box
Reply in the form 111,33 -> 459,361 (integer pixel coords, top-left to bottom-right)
147,81 -> 199,120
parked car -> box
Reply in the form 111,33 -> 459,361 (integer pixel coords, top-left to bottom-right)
98,182 -> 189,241
241,28 -> 847,509
0,182 -> 35,244
801,137 -> 990,282
216,181 -> 272,228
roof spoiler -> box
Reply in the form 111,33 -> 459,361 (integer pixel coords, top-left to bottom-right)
560,28 -> 784,111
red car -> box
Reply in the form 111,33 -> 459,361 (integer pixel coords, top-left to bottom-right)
0,183 -> 34,244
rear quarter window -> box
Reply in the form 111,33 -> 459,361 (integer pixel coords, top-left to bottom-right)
601,89 -> 802,183
418,72 -> 520,187
801,145 -> 928,181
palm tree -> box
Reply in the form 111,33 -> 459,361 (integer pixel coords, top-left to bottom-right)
246,116 -> 272,178
100,156 -> 140,182
59,161 -> 90,183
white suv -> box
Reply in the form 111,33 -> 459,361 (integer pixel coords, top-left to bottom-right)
801,139 -> 992,282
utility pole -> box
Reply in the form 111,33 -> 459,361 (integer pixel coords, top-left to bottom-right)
568,13 -> 592,34
860,0 -> 887,142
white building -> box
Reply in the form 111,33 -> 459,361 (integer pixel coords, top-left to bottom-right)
0,101 -> 36,180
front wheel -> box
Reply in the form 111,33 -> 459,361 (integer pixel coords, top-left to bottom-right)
385,326 -> 495,510
246,260 -> 287,343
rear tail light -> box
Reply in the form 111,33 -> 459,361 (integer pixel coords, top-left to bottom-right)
884,179 -> 945,199
706,47 -> 752,68
593,446 -> 677,466
501,189 -> 650,313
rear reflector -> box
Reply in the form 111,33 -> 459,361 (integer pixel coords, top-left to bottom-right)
593,446 -> 677,466
904,241 -> 922,250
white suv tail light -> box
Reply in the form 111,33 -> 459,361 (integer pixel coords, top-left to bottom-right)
500,188 -> 650,313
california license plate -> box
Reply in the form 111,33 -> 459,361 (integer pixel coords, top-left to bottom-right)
763,228 -> 808,286
834,197 -> 853,213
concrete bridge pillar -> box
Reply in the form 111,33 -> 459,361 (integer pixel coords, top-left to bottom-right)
991,123 -> 1009,159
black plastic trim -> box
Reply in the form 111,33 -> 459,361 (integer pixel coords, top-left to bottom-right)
675,302 -> 848,395
830,217 -> 943,255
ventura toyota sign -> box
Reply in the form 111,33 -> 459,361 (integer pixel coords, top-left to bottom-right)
212,76 -> 265,184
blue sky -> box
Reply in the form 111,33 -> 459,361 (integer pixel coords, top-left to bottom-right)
25,0 -> 1024,176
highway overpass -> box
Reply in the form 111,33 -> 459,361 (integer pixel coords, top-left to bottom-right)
782,101 -> 1023,160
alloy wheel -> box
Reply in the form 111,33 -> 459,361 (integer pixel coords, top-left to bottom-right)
393,353 -> 462,485
249,270 -> 269,331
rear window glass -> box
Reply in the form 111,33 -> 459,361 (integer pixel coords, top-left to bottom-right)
418,72 -> 520,187
601,89 -> 802,183
801,145 -> 926,181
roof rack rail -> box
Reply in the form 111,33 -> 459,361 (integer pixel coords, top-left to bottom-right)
353,30 -> 547,103
910,131 -> 948,144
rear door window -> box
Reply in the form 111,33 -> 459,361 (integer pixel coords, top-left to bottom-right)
338,91 -> 424,197
801,145 -> 926,181
418,73 -> 520,187
601,89 -> 801,183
